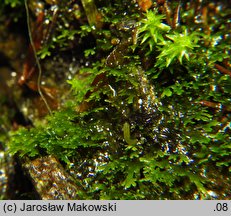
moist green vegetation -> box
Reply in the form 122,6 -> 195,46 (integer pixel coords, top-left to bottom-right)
8,1 -> 231,199
3,0 -> 22,7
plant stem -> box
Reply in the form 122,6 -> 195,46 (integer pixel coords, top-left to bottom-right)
24,0 -> 52,115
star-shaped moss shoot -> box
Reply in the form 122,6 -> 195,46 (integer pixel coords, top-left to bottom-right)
156,30 -> 200,68
138,10 -> 170,51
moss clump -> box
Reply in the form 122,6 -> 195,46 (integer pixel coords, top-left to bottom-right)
8,1 -> 231,199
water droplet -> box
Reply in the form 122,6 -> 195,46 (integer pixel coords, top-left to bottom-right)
11,71 -> 17,77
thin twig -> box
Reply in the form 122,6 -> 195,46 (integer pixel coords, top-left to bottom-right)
214,63 -> 231,77
24,0 -> 52,114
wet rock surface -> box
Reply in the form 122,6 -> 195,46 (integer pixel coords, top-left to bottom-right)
23,155 -> 79,200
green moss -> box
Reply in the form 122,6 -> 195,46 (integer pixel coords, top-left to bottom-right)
4,0 -> 22,8
156,30 -> 200,68
138,10 -> 170,50
8,1 -> 231,199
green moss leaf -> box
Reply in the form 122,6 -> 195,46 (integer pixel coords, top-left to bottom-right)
161,88 -> 172,97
